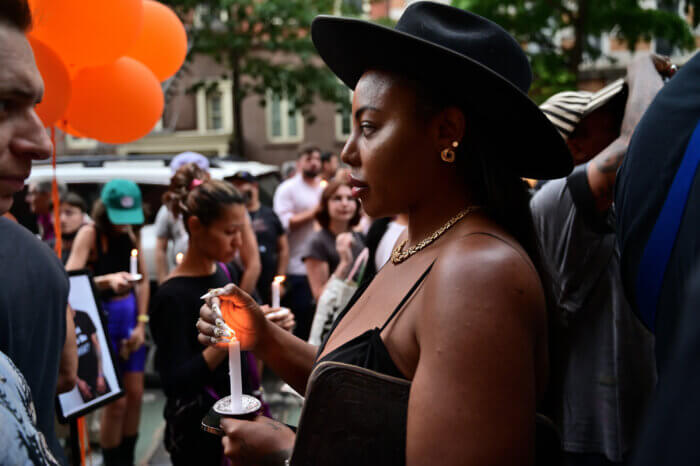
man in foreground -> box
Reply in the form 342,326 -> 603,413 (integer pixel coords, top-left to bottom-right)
0,1 -> 76,461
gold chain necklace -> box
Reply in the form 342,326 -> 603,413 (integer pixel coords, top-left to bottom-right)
391,206 -> 481,265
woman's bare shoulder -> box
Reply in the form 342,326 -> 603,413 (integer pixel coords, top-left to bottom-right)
74,223 -> 97,243
437,229 -> 539,277
419,231 -> 546,336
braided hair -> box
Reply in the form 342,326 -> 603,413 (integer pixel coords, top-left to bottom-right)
162,163 -> 244,233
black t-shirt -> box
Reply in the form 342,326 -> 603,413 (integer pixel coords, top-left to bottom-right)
89,227 -> 136,300
74,310 -> 99,389
0,218 -> 68,460
249,206 -> 285,302
150,264 -> 253,401
615,52 -> 700,373
302,229 -> 366,275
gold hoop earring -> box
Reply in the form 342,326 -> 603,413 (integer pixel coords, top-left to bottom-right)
441,148 -> 455,163
441,141 -> 459,163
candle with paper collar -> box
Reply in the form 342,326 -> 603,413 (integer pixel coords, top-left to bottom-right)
271,275 -> 285,308
228,336 -> 242,412
130,249 -> 138,276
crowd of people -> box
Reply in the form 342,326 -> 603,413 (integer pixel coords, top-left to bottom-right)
1,0 -> 700,465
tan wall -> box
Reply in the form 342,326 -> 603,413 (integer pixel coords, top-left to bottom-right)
370,0 -> 390,18
146,52 -> 348,164
241,96 -> 346,166
163,54 -> 228,132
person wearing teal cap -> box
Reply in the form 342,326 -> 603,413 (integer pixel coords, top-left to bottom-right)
100,179 -> 145,226
67,179 -> 149,466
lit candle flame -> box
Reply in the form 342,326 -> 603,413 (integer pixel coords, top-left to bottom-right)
274,275 -> 286,284
131,249 -> 138,257
221,329 -> 237,343
175,252 -> 184,265
320,180 -> 328,189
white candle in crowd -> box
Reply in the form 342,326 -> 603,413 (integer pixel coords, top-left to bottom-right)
229,337 -> 243,412
271,275 -> 285,308
130,249 -> 138,276
175,252 -> 184,265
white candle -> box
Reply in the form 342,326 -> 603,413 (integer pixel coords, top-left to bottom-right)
130,249 -> 138,276
228,338 -> 242,412
271,275 -> 285,308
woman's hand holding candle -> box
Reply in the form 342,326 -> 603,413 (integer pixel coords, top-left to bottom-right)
197,283 -> 269,351
104,272 -> 133,294
262,305 -> 295,333
220,415 -> 295,465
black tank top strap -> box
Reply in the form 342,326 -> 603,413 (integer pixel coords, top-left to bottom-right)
379,260 -> 435,332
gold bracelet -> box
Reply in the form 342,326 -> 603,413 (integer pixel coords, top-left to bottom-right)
137,314 -> 149,323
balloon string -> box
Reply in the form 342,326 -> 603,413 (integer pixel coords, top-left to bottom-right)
77,416 -> 86,466
50,126 -> 62,258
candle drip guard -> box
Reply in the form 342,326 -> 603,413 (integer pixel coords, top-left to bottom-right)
201,394 -> 262,436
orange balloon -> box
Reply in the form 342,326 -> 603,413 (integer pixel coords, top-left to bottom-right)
66,57 -> 164,144
27,0 -> 48,27
32,0 -> 143,68
55,118 -> 84,138
28,36 -> 71,127
127,0 -> 188,82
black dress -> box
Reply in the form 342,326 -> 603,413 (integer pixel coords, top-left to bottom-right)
150,264 -> 253,466
316,261 -> 434,379
303,262 -> 434,466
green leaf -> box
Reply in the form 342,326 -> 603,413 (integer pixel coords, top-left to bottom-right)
451,0 -> 697,91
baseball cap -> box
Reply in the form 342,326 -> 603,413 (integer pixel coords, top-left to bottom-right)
230,171 -> 256,183
101,179 -> 144,225
170,152 -> 210,174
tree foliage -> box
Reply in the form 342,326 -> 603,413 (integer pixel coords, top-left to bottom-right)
162,0 -> 360,157
451,0 -> 698,102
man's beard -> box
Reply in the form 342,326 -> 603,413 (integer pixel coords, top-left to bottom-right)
302,169 -> 318,179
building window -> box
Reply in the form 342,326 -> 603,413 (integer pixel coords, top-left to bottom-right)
196,79 -> 233,134
207,90 -> 223,130
266,91 -> 304,143
65,134 -> 98,150
335,89 -> 353,141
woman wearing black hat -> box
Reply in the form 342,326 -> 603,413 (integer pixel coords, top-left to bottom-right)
196,3 -> 572,465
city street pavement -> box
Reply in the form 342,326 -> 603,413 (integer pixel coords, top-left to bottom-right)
60,370 -> 303,465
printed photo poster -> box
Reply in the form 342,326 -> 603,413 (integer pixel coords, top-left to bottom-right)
57,272 -> 123,420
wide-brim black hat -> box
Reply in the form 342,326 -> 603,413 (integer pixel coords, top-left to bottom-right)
311,1 -> 573,180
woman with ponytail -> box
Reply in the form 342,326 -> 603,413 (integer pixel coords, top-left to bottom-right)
151,164 -> 292,465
